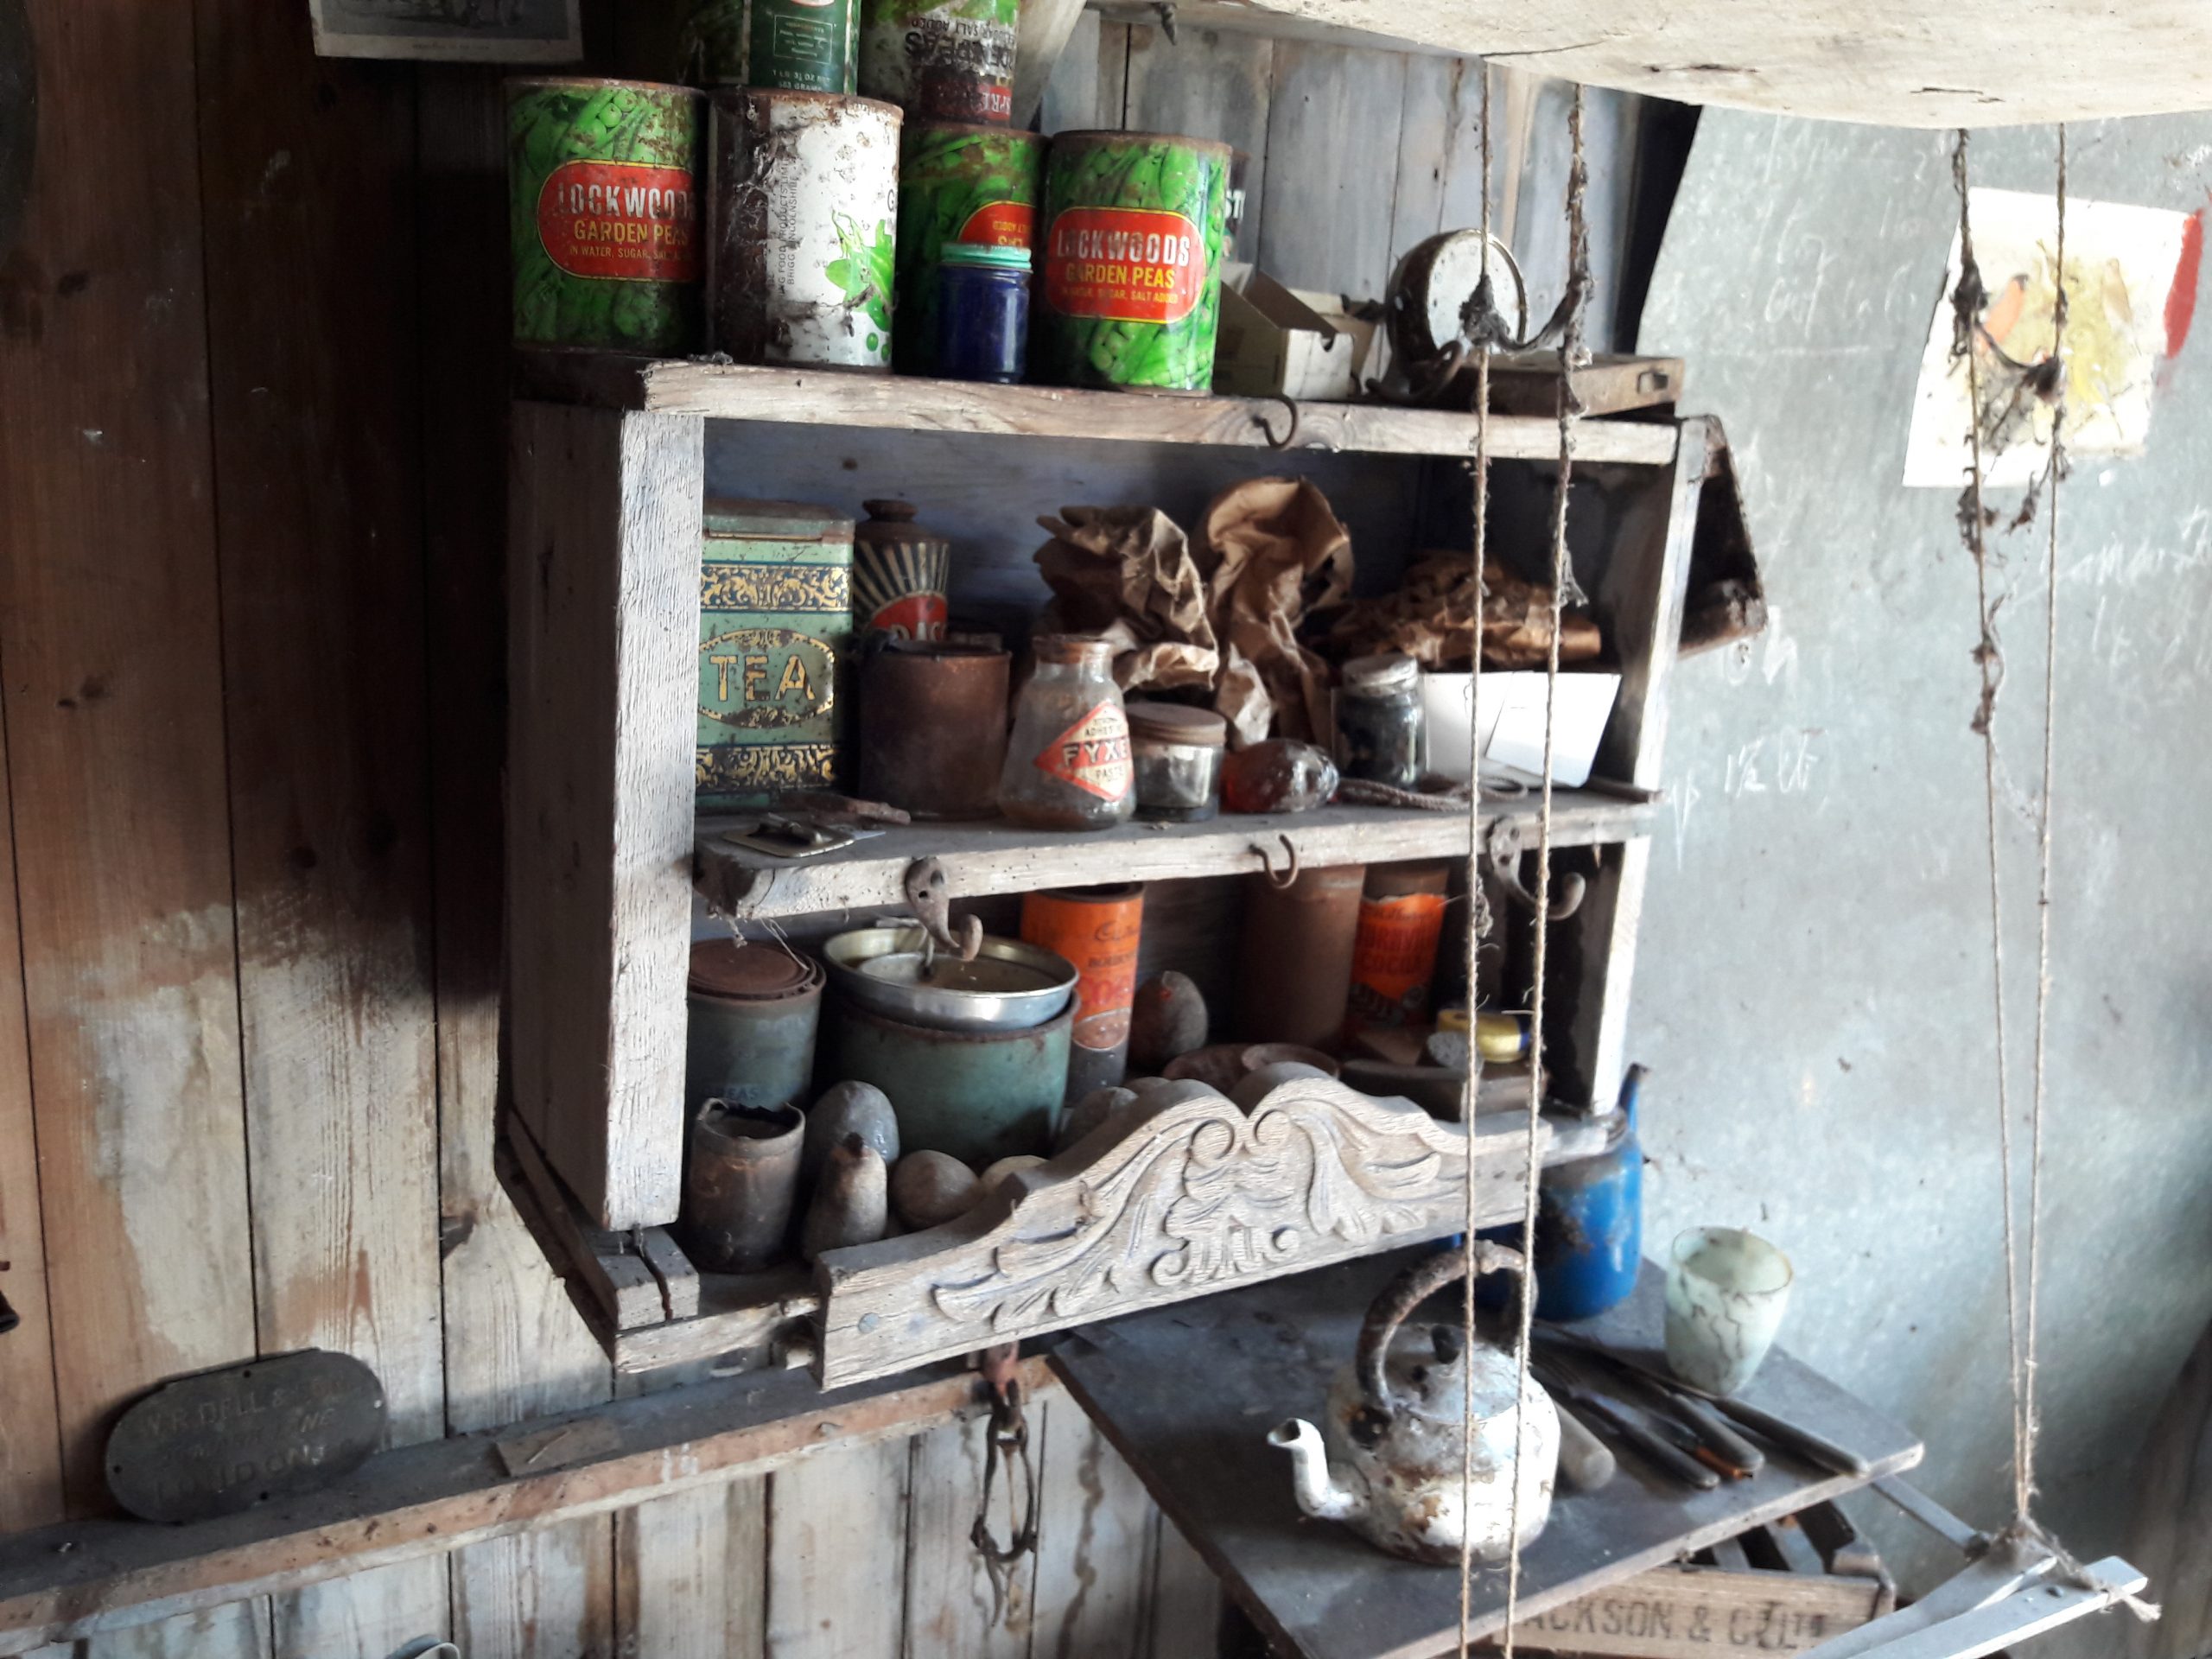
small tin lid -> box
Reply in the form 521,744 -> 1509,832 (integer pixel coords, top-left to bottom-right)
856,498 -> 948,550
941,243 -> 1032,272
1126,701 -> 1227,747
1033,634 -> 1115,670
689,940 -> 824,1002
702,496 -> 855,543
1343,652 -> 1420,694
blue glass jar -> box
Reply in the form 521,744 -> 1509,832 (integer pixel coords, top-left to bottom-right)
935,244 -> 1030,384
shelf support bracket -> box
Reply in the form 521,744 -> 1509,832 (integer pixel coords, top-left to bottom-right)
904,857 -> 983,963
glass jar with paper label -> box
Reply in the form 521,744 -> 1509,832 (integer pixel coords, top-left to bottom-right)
1000,636 -> 1134,830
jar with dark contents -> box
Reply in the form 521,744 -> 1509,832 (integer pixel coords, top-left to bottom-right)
1335,653 -> 1424,787
999,636 -> 1134,830
1126,701 -> 1226,821
936,244 -> 1031,384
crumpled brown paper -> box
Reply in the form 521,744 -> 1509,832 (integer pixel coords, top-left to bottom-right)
1030,481 -> 1353,744
1325,552 -> 1602,671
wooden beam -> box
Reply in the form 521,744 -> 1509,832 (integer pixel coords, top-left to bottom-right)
0,1357 -> 1053,1656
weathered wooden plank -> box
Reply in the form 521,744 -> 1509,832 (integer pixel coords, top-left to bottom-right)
505,1116 -> 667,1332
0,1358 -> 1047,1656
814,1084 -> 1550,1389
696,795 -> 1657,921
512,355 -> 1682,465
766,1438 -> 911,1659
82,1602 -> 271,1659
1508,1561 -> 1888,1657
448,1524 -> 613,1659
1256,43 -> 1407,300
903,1419 -> 1033,1659
607,1267 -> 818,1376
0,0 -> 257,1522
507,401 -> 705,1228
1039,9 -> 1106,131
1145,1514 -> 1224,1659
1122,23 -> 1274,264
616,1483 -> 767,1659
192,3 -> 449,1647
1029,1402 -> 1156,1659
1014,0 -> 1091,128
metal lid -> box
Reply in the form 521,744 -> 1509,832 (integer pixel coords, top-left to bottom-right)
702,496 -> 854,542
862,499 -> 918,523
1126,701 -> 1227,747
941,243 -> 1032,272
1343,652 -> 1420,694
688,940 -> 824,1002
1033,634 -> 1115,669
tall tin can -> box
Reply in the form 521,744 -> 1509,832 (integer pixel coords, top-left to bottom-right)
894,122 -> 1041,373
684,940 -> 826,1116
1021,885 -> 1144,1101
857,0 -> 1017,124
1344,861 -> 1451,1039
1038,130 -> 1232,393
707,91 -> 901,369
853,499 -> 950,639
1235,863 -> 1365,1052
833,1001 -> 1072,1166
681,0 -> 858,92
507,78 -> 704,353
698,497 -> 855,805
857,640 -> 1009,818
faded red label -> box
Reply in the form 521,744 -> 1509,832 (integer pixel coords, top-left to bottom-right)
536,160 -> 698,283
957,200 -> 1034,249
1043,207 -> 1204,324
1033,702 -> 1132,802
865,591 -> 948,640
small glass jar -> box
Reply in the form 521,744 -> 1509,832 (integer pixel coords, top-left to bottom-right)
1126,701 -> 1226,822
937,244 -> 1031,385
999,636 -> 1134,830
1336,653 -> 1424,787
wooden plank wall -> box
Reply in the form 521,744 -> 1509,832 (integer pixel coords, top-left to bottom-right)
0,3 -> 1648,1654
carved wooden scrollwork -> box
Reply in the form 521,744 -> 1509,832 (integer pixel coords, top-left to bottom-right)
810,1077 -> 1549,1389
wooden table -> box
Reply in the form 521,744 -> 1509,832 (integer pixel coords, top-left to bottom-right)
1049,1251 -> 1923,1659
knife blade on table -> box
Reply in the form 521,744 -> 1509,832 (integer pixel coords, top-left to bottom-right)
1533,1360 -> 1719,1491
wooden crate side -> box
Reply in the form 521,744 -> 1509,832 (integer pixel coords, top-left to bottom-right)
616,1481 -> 768,1659
903,1419 -> 1035,1659
766,1438 -> 912,1659
507,402 -> 702,1229
1028,1402 -> 1157,1659
1510,1562 -> 1888,1658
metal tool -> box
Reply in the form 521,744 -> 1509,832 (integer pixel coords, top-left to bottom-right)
1552,1401 -> 1617,1492
1531,1357 -> 1717,1491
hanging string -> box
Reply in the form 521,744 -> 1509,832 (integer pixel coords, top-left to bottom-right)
1455,52 -> 1497,1659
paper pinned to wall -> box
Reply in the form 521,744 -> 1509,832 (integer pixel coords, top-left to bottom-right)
1902,188 -> 2201,488
1421,671 -> 1621,789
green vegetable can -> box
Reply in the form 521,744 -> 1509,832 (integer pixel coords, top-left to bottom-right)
707,91 -> 901,369
1039,130 -> 1232,393
894,122 -> 1041,374
858,0 -> 1017,124
507,78 -> 704,353
681,0 -> 858,93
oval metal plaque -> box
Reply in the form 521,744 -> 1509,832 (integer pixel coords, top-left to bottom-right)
105,1349 -> 385,1522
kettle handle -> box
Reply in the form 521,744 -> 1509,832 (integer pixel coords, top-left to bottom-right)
1355,1242 -> 1528,1414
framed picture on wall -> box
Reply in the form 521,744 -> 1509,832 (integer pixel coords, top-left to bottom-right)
308,0 -> 583,62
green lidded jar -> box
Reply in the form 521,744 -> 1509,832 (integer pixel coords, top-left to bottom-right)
681,0 -> 859,93
895,121 -> 1041,374
1037,130 -> 1233,393
698,499 -> 856,806
507,78 -> 704,354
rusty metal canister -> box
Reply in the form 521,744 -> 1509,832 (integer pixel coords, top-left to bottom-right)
507,78 -> 704,353
853,499 -> 951,640
680,1098 -> 806,1273
1234,863 -> 1366,1052
857,639 -> 1008,818
684,940 -> 826,1116
1344,861 -> 1452,1039
1021,885 -> 1143,1099
857,0 -> 1018,124
707,90 -> 902,369
832,1000 -> 1072,1166
681,0 -> 859,92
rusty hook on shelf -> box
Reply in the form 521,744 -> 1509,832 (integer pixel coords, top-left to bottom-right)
1251,392 -> 1300,449
1250,835 -> 1300,891
903,856 -> 983,963
1483,819 -> 1585,920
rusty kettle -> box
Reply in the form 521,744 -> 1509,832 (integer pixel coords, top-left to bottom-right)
1268,1243 -> 1559,1564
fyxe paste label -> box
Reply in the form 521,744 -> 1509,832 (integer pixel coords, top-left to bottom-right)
1044,207 -> 1205,324
537,160 -> 698,283
1035,702 -> 1132,801
957,199 -> 1034,248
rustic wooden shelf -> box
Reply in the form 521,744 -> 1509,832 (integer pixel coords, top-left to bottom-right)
696,791 -> 1656,919
512,352 -> 1683,465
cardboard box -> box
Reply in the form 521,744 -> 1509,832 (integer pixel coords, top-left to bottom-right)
1419,671 -> 1621,789
1211,264 -> 1376,402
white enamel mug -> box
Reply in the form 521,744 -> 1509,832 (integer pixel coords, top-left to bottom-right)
1663,1227 -> 1794,1396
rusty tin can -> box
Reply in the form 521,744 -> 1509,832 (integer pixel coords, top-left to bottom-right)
682,0 -> 859,92
1235,863 -> 1366,1052
1021,884 -> 1144,1099
685,939 -> 826,1114
698,497 -> 855,805
853,499 -> 951,640
894,122 -> 1041,372
833,1000 -> 1072,1166
707,89 -> 901,369
857,0 -> 1017,123
1344,861 -> 1452,1039
857,639 -> 1008,818
680,1098 -> 807,1273
508,78 -> 705,354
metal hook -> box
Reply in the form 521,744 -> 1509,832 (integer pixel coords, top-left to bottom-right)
1250,835 -> 1300,891
1251,392 -> 1300,449
903,856 -> 983,963
1483,820 -> 1585,920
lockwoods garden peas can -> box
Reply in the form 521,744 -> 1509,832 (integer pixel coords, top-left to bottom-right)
1038,131 -> 1231,393
857,0 -> 1017,124
893,122 -> 1040,373
508,79 -> 704,353
679,0 -> 859,93
708,91 -> 902,369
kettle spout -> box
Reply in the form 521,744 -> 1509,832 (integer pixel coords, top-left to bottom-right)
1268,1418 -> 1363,1522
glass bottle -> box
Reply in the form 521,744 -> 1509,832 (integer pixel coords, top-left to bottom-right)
1000,636 -> 1135,830
1335,652 -> 1424,787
